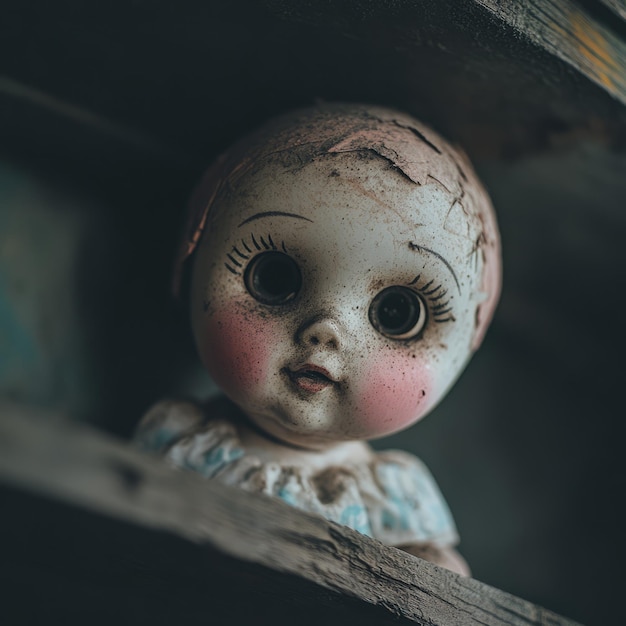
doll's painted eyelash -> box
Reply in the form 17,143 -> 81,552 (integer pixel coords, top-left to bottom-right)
224,233 -> 288,275
408,275 -> 454,323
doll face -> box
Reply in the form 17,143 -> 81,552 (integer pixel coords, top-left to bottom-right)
191,154 -> 486,450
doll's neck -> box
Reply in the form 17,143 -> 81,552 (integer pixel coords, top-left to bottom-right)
237,420 -> 373,469
206,395 -> 373,470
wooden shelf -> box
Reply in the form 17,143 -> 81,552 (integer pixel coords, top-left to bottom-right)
0,405 -> 580,625
0,0 -> 625,182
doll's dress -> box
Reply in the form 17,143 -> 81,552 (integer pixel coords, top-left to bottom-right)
134,397 -> 459,548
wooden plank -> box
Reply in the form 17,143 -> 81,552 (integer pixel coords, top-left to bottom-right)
597,0 -> 626,21
0,404 -> 581,625
0,75 -> 176,160
474,0 -> 626,103
0,0 -> 625,168
0,484 -> 423,625
265,0 -> 626,106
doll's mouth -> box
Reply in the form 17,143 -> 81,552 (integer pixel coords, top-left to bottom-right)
285,365 -> 337,394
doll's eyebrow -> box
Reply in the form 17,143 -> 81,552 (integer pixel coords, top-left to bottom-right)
408,242 -> 461,294
237,211 -> 314,227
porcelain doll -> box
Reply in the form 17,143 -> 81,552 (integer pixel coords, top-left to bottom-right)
134,104 -> 501,576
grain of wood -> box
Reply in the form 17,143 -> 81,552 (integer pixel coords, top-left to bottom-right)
598,0 -> 626,21
0,405 -> 581,625
474,0 -> 626,102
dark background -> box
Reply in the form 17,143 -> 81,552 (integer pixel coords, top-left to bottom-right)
1,2 -> 625,624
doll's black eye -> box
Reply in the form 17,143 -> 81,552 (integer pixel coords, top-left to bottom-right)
244,252 -> 302,305
369,287 -> 427,340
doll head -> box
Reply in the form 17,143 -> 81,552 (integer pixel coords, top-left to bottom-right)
177,104 -> 501,450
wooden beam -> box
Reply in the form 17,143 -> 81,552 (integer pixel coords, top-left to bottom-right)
0,405 -> 581,625
1,0 -> 625,168
473,0 -> 626,103
597,0 -> 626,22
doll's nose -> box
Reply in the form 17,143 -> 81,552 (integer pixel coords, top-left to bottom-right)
297,316 -> 345,351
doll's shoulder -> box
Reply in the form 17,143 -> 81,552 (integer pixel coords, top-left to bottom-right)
370,448 -> 442,489
133,396 -> 235,454
364,449 -> 459,547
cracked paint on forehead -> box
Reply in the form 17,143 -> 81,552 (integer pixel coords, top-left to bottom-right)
175,103 -> 501,348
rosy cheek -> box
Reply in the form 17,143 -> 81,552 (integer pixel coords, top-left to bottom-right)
199,304 -> 274,397
355,351 -> 433,437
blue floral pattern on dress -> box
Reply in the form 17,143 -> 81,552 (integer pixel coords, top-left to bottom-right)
135,400 -> 458,547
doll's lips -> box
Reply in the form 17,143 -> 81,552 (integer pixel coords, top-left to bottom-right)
286,364 -> 336,393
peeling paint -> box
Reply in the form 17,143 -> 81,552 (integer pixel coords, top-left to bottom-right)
175,104 -> 501,351
174,105 -> 486,294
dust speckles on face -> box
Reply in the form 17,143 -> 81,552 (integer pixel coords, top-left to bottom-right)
355,348 -> 432,437
189,128 -> 499,449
